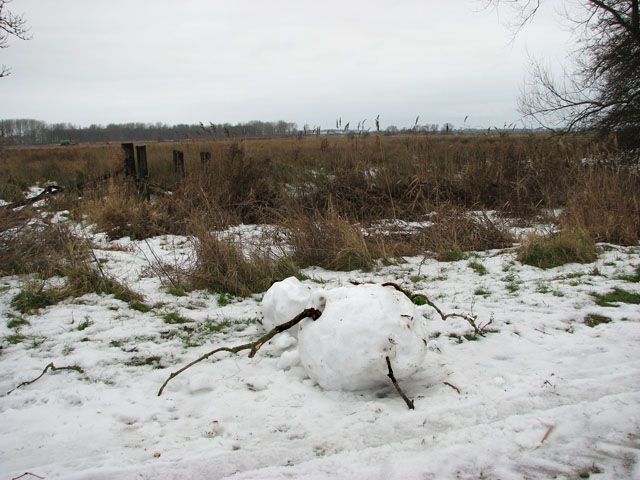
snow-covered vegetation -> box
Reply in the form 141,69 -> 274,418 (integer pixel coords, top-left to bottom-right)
1,219 -> 639,479
1,134 -> 639,478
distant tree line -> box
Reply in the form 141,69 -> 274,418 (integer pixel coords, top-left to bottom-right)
0,119 -> 299,145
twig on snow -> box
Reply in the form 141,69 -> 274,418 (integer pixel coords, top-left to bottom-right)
540,425 -> 555,444
442,381 -> 461,394
2,185 -> 63,210
158,308 -> 322,396
382,282 -> 493,337
11,473 -> 45,480
5,363 -> 84,396
385,356 -> 415,410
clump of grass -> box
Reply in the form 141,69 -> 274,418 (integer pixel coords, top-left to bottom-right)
468,260 -> 488,275
5,333 -> 27,344
517,227 -> 598,269
0,221 -> 86,278
504,273 -> 522,293
76,318 -> 92,331
11,284 -> 68,314
536,283 -> 551,294
286,206 -> 376,271
11,262 -> 148,314
439,247 -> 467,262
6,314 -> 30,329
584,313 -> 612,327
420,206 -> 514,261
592,288 -> 640,307
217,292 -> 233,306
474,287 -> 491,297
166,285 -> 187,297
617,266 -> 640,283
163,311 -> 190,324
125,355 -> 163,368
184,229 -> 298,297
563,166 -> 640,245
83,181 -> 171,240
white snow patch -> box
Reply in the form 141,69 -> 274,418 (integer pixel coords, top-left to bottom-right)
298,284 -> 427,391
260,276 -> 312,335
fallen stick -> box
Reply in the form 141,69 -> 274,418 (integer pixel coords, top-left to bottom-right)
2,185 -> 63,210
443,381 -> 461,394
158,308 -> 322,396
11,472 -> 45,480
382,282 -> 492,337
385,356 -> 415,410
5,362 -> 84,395
540,425 -> 555,444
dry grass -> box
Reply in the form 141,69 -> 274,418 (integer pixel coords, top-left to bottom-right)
82,181 -> 174,240
285,204 -> 377,271
517,227 -> 598,269
0,217 -> 86,278
182,228 -> 298,297
562,166 -> 640,245
1,133 -> 636,282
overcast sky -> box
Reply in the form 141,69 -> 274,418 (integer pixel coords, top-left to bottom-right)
0,0 -> 578,129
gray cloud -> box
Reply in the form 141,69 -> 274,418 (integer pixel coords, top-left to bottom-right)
0,0 -> 576,128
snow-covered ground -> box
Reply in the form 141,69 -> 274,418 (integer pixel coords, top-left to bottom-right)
1,226 -> 639,479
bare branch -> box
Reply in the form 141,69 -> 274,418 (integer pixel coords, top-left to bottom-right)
5,362 -> 84,396
385,356 -> 415,410
157,308 -> 322,396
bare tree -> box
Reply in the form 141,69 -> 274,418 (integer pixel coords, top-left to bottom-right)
0,0 -> 30,78
488,1 -> 640,147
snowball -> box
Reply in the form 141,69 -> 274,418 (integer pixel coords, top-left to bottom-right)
298,284 -> 427,391
188,373 -> 215,393
260,276 -> 312,336
276,349 -> 301,370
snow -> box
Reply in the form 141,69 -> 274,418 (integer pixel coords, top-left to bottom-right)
260,277 -> 312,335
298,284 -> 426,391
0,221 -> 639,479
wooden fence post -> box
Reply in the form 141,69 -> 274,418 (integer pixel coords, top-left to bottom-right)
122,143 -> 136,178
200,151 -> 211,165
135,145 -> 150,199
173,150 -> 185,179
135,145 -> 149,180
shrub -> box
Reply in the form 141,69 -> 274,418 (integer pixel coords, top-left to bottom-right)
563,166 -> 640,245
0,220 -> 86,278
517,228 -> 598,269
11,262 -> 147,314
592,288 -> 640,307
285,205 -> 376,271
83,181 -> 171,240
183,230 -> 298,297
422,206 -> 514,261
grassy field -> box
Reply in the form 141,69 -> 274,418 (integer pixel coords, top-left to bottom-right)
1,133 -> 638,294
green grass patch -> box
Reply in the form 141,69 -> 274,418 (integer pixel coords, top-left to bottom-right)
592,288 -> 640,307
11,285 -> 67,314
165,284 -> 187,297
125,355 -> 163,368
7,315 -> 30,329
474,287 -> 491,297
468,261 -> 488,275
503,273 -> 522,294
162,311 -> 190,324
584,313 -> 612,327
5,333 -> 26,344
536,283 -> 551,294
617,266 -> 640,283
438,247 -> 467,262
217,292 -> 233,307
517,228 -> 598,269
11,266 -> 149,314
77,318 -> 92,331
